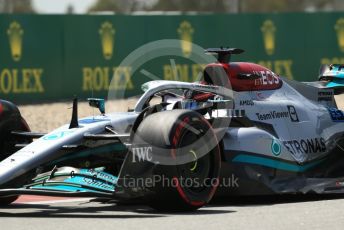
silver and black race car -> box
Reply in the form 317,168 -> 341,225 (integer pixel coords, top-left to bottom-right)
1,48 -> 344,212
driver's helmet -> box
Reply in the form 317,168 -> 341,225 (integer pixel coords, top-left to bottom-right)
184,66 -> 217,102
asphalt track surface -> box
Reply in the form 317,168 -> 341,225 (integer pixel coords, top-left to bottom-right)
1,194 -> 344,230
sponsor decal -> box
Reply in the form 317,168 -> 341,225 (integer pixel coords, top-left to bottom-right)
255,92 -> 267,101
177,21 -> 194,57
82,23 -> 133,92
255,105 -> 299,122
325,19 -> 344,63
7,21 -> 23,62
82,177 -> 114,190
43,131 -> 74,141
253,70 -> 280,86
318,91 -> 333,102
283,138 -> 326,156
0,21 -> 45,95
271,139 -> 281,156
257,60 -> 294,80
239,100 -> 254,106
256,110 -> 289,121
82,66 -> 133,91
0,68 -> 44,94
261,20 -> 276,55
163,63 -> 205,82
132,146 -> 153,163
99,21 -> 115,60
287,105 -> 299,122
335,18 -> 344,52
328,107 -> 344,122
84,169 -> 117,183
321,57 -> 344,66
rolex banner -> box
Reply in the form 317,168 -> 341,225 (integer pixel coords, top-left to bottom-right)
1,13 -> 344,103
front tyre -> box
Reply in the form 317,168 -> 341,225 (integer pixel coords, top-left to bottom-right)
0,113 -> 31,206
133,110 -> 221,212
0,196 -> 19,206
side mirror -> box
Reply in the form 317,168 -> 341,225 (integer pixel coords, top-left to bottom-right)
87,98 -> 105,115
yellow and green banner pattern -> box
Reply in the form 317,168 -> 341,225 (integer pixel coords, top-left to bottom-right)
1,13 -> 344,103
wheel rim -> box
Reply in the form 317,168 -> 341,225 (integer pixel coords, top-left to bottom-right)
176,127 -> 214,194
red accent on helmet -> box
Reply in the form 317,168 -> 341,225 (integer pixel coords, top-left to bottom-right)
193,92 -> 214,101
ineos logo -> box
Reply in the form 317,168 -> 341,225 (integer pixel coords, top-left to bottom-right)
253,71 -> 280,86
132,146 -> 153,163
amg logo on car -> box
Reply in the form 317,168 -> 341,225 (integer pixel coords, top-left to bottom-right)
131,146 -> 153,163
240,100 -> 254,106
283,138 -> 326,155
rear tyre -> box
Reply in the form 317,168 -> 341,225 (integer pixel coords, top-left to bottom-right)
0,117 -> 31,206
134,110 -> 221,212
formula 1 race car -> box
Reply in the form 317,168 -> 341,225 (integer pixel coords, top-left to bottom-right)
1,48 -> 344,212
